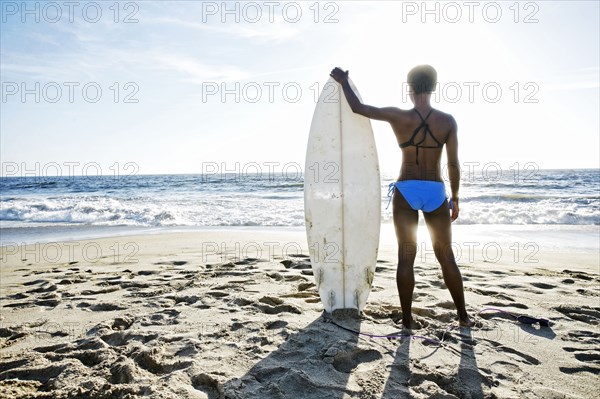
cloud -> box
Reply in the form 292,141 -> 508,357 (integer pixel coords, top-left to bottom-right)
152,54 -> 250,83
545,67 -> 600,91
27,32 -> 61,47
145,15 -> 301,43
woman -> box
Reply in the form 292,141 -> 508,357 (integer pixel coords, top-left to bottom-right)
330,65 -> 474,328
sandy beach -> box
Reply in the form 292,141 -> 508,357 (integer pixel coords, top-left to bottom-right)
2,0 -> 599,397
0,226 -> 598,399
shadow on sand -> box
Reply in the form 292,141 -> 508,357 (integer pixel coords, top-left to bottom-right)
379,327 -> 489,398
222,309 -> 371,398
220,313 -> 507,398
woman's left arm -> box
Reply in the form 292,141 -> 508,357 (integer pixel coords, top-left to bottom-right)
330,67 -> 400,122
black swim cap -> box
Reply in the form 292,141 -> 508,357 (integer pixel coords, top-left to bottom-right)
407,65 -> 437,94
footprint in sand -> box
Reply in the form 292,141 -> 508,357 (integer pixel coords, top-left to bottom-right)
563,346 -> 587,353
259,296 -> 284,306
266,320 -> 288,330
140,309 -> 181,327
230,297 -> 254,307
575,288 -> 600,297
287,254 -> 310,259
564,330 -> 600,345
0,326 -> 27,349
266,272 -> 284,281
487,360 -> 523,379
164,294 -> 203,306
462,272 -> 487,280
0,358 -> 30,374
191,373 -> 223,398
436,300 -> 455,310
562,269 -> 596,281
80,287 -> 120,296
282,275 -> 309,282
206,291 -> 230,298
279,259 -> 312,270
468,288 -> 515,302
154,260 -> 188,266
496,283 -> 526,290
414,291 -> 436,301
483,301 -> 529,310
234,258 -> 261,266
298,282 -> 315,291
530,282 -> 556,290
304,297 -> 321,304
57,276 -> 86,285
555,306 -> 600,325
42,344 -> 108,368
89,303 -> 128,312
34,294 -> 61,308
561,330 -> 600,372
362,304 -> 402,321
0,360 -> 76,387
26,282 -> 58,294
213,267 -> 258,277
117,281 -> 151,290
409,362 -> 493,398
228,278 -> 258,285
329,348 -> 382,373
101,329 -> 160,347
7,293 -> 28,300
173,341 -> 200,357
283,291 -> 319,300
109,356 -> 146,384
137,270 -> 159,276
130,347 -> 193,375
573,351 -> 600,363
483,341 -> 540,366
254,296 -> 302,315
558,364 -> 600,375
3,301 -> 35,309
111,315 -> 135,330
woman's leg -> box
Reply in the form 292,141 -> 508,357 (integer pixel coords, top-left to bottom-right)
423,200 -> 474,326
392,188 -> 420,329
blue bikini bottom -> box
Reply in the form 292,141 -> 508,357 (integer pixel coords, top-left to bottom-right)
387,180 -> 447,212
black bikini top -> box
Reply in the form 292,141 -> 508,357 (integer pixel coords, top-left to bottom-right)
399,109 -> 443,165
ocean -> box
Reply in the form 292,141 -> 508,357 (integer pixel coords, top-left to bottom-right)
1,169 -> 598,245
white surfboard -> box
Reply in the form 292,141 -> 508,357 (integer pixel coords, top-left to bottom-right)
304,77 -> 381,312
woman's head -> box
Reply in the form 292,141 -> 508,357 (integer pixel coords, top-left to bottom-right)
407,65 -> 437,94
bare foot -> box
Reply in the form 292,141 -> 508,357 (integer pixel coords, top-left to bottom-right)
402,318 -> 422,330
459,316 -> 475,328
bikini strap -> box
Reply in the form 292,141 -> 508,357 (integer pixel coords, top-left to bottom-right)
399,109 -> 432,149
413,108 -> 433,123
386,182 -> 396,210
410,109 -> 441,165
413,109 -> 440,145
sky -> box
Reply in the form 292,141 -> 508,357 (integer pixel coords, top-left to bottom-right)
1,1 -> 599,177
